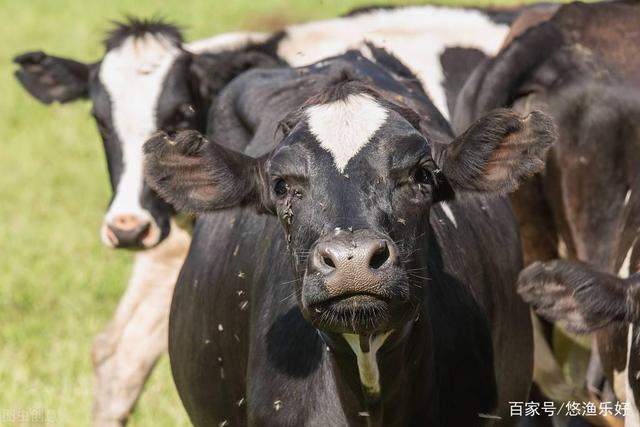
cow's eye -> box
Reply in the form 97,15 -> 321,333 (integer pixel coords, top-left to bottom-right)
412,165 -> 434,185
273,178 -> 288,197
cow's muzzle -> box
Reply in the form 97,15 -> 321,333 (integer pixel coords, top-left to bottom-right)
101,214 -> 161,249
302,229 -> 410,334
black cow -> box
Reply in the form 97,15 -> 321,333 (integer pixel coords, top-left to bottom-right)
14,19 -> 278,249
12,10 -> 517,425
144,49 -> 554,426
13,19 -> 280,426
453,0 -> 640,423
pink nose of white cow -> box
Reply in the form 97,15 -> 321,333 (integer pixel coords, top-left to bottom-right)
105,214 -> 151,248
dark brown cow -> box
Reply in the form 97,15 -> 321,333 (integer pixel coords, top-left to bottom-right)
454,1 -> 640,425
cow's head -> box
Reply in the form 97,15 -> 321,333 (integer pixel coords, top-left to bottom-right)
145,72 -> 554,336
14,18 -> 278,249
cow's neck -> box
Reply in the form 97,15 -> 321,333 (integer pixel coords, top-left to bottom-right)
322,320 -> 432,426
343,332 -> 392,399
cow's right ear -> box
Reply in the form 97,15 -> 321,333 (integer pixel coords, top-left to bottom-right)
517,260 -> 636,333
438,109 -> 555,195
144,130 -> 269,214
14,51 -> 91,104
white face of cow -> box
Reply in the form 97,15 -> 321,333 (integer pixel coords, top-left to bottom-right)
14,18 -> 282,249
98,34 -> 183,248
13,19 -> 201,249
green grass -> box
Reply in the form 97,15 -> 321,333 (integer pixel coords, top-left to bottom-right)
0,0 -> 544,425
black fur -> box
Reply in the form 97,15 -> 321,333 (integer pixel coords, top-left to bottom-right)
13,51 -> 91,104
440,47 -> 487,116
104,16 -> 183,51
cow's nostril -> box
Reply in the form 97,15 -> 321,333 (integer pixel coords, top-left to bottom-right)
113,214 -> 140,230
322,256 -> 336,269
369,242 -> 390,269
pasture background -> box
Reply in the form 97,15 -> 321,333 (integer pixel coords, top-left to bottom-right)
0,0 -> 547,425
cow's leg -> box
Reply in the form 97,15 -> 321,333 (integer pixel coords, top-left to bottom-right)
91,224 -> 190,427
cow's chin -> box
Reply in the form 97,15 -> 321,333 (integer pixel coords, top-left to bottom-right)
303,292 -> 413,335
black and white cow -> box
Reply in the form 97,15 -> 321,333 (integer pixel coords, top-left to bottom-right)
144,47 -> 554,426
452,0 -> 640,423
13,7 -> 518,425
14,19 -> 280,426
14,20 -> 278,250
519,261 -> 640,425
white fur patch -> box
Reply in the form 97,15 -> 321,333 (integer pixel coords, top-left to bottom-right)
625,189 -> 632,207
614,366 -> 628,403
307,94 -> 388,173
343,332 -> 392,395
99,34 -> 181,227
620,245 -> 635,279
185,31 -> 270,54
557,236 -> 568,258
278,6 -> 509,118
440,202 -> 457,228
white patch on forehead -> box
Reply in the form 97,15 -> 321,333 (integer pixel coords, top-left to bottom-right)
278,6 -> 509,118
307,94 -> 388,173
343,332 -> 392,396
625,189 -> 632,207
100,34 -> 181,222
440,202 -> 457,228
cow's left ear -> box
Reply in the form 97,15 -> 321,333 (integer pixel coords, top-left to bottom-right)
14,51 -> 92,104
440,109 -> 555,194
144,130 -> 269,214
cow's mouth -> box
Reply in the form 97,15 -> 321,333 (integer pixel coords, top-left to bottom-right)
317,292 -> 391,307
308,292 -> 393,334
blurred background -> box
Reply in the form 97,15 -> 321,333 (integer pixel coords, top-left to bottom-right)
1,0 -> 549,425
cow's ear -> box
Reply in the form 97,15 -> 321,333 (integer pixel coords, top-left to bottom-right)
517,260 -> 633,333
144,130 -> 269,214
189,50 -> 280,104
439,109 -> 555,195
14,51 -> 91,104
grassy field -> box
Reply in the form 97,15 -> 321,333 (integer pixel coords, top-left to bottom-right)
1,0 -> 544,425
